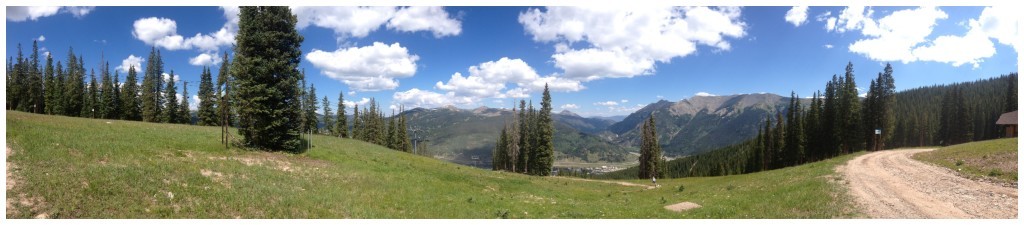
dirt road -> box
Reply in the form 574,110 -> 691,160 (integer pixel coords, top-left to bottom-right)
839,149 -> 1017,218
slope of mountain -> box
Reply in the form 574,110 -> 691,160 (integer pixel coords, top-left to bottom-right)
609,94 -> 811,156
401,107 -> 632,167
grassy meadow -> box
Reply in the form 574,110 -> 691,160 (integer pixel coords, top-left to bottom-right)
6,110 -> 860,218
914,137 -> 1018,183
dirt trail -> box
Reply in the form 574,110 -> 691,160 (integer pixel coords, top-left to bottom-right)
839,149 -> 1017,218
554,176 -> 656,189
7,145 -> 15,214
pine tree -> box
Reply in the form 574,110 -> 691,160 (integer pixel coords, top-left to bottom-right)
638,113 -> 663,179
305,84 -> 319,134
141,47 -> 161,122
387,111 -> 398,149
217,52 -> 233,145
100,61 -> 116,119
179,80 -> 191,124
532,84 -> 555,176
493,127 -> 508,171
6,56 -> 16,111
52,61 -> 65,115
804,91 -> 822,161
163,71 -> 179,123
838,62 -> 862,153
28,41 -> 45,114
122,65 -> 142,120
335,92 -> 348,138
784,92 -> 804,166
352,104 -> 361,140
233,6 -> 305,151
517,100 -> 530,174
63,50 -> 84,117
83,69 -> 99,118
398,106 -> 411,152
43,54 -> 57,115
1006,77 -> 1016,112
322,95 -> 333,135
198,67 -> 218,126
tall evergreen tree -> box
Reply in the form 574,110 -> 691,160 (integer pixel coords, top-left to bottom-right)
5,56 -> 15,110
516,100 -> 530,173
352,104 -> 361,140
638,114 -> 663,179
43,54 -> 57,115
179,80 -> 191,124
1006,77 -> 1017,112
305,84 -> 319,134
100,61 -> 116,119
83,69 -> 98,118
163,71 -> 180,123
52,61 -> 65,115
837,62 -> 862,153
122,66 -> 142,120
335,92 -> 348,138
322,95 -> 333,135
784,92 -> 804,165
28,41 -> 45,113
398,106 -> 411,152
63,50 -> 84,117
493,127 -> 509,171
531,84 -> 555,176
233,6 -> 305,151
198,67 -> 218,126
217,52 -> 234,145
387,111 -> 398,149
141,47 -> 162,122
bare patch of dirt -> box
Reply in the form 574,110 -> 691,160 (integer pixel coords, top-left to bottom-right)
664,202 -> 702,212
840,149 -> 1018,218
200,169 -> 232,188
208,152 -> 306,173
553,176 -> 656,189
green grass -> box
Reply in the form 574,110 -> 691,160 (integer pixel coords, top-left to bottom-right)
914,138 -> 1018,183
6,111 -> 860,218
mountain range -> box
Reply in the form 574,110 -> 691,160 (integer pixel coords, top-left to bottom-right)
400,93 -> 811,167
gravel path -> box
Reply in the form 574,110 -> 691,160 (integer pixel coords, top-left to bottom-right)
839,149 -> 1017,218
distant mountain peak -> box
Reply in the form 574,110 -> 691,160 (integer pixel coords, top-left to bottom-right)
558,110 -> 580,117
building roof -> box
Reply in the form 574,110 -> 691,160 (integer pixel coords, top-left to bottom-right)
996,110 -> 1017,125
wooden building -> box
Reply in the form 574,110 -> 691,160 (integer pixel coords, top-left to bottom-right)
996,110 -> 1017,138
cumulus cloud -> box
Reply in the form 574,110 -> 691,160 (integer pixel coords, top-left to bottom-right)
824,44 -> 834,49
785,6 -> 809,27
392,88 -> 468,109
594,101 -> 619,106
132,7 -> 236,51
387,6 -> 462,37
117,55 -> 145,72
7,6 -> 94,22
560,104 -> 580,110
695,92 -> 717,97
519,6 -> 746,81
162,73 -> 180,83
825,6 -> 1016,68
425,57 -> 583,106
305,42 -> 419,91
191,95 -> 201,110
188,52 -> 223,66
343,97 -> 371,107
36,35 -> 45,42
291,6 -> 461,40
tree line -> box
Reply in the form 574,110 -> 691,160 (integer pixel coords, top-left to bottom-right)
491,85 -> 555,176
7,7 -> 415,154
601,63 -> 1016,179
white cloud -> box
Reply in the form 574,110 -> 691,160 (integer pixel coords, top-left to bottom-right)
305,42 -> 419,91
695,92 -> 716,97
594,101 -> 619,106
392,88 -> 469,109
6,6 -> 94,22
343,97 -> 371,107
620,99 -> 629,103
291,6 -> 461,40
428,57 -> 583,106
162,73 -> 180,83
36,35 -> 45,42
824,44 -> 834,49
785,6 -> 809,27
975,6 -> 1020,52
560,104 -> 580,110
191,95 -> 201,110
519,6 -> 746,81
188,52 -> 223,66
656,95 -> 665,99
844,7 -> 948,63
132,7 -> 236,51
827,6 -> 1014,68
117,55 -> 145,72
387,6 -> 462,37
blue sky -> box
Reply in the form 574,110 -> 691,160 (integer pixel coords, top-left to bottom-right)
6,6 -> 1019,117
